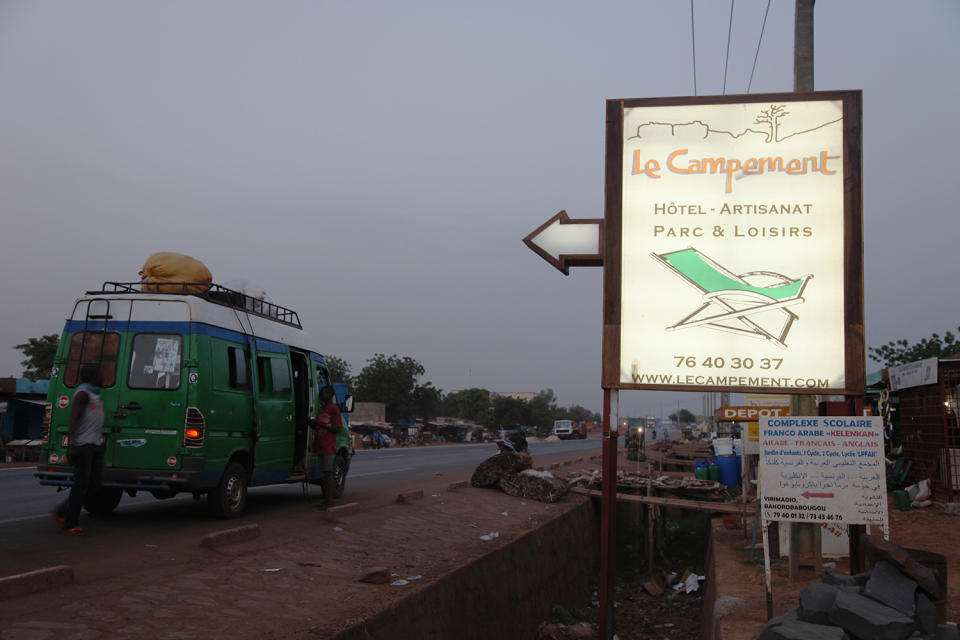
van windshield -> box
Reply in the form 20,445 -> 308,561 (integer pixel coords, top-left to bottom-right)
128,334 -> 182,390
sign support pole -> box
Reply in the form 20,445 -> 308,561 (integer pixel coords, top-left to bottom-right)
599,388 -> 618,640
761,513 -> 774,619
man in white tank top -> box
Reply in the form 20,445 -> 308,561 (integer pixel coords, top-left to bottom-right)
52,364 -> 105,535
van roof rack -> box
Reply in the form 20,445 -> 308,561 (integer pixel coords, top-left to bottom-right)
92,282 -> 302,329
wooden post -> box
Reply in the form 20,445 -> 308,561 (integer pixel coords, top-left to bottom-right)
599,389 -> 618,640
794,0 -> 815,92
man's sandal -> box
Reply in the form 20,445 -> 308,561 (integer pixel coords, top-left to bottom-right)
63,526 -> 88,536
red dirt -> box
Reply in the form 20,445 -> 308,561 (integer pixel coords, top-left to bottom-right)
2,448 -> 958,640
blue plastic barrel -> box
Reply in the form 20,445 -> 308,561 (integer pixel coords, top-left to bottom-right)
716,455 -> 739,488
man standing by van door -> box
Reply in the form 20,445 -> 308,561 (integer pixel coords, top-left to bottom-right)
53,364 -> 105,535
311,385 -> 342,510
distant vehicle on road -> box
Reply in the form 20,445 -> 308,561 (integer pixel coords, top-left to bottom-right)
35,280 -> 354,518
552,419 -> 586,440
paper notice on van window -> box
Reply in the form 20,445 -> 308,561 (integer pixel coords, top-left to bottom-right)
152,338 -> 180,373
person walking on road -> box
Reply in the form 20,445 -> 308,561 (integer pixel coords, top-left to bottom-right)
52,364 -> 105,535
311,385 -> 343,510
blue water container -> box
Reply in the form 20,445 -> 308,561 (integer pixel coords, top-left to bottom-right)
716,455 -> 739,488
735,456 -> 742,483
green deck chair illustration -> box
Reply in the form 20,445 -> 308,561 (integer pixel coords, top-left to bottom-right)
651,247 -> 813,349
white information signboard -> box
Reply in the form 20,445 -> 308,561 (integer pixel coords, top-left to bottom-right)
759,416 -> 887,528
888,357 -> 938,391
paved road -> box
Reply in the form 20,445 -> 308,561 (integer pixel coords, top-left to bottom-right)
0,438 -> 602,576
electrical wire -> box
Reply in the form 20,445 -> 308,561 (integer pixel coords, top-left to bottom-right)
747,0 -> 772,93
690,0 -> 697,95
722,0 -> 735,94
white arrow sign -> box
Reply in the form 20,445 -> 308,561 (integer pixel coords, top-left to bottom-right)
523,210 -> 603,275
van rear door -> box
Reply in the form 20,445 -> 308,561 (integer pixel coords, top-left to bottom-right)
51,298 -> 130,463
110,300 -> 190,471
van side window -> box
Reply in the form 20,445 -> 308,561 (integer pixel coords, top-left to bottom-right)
270,357 -> 291,395
257,356 -> 291,396
315,366 -> 330,389
128,334 -> 182,390
228,347 -> 250,389
64,331 -> 120,388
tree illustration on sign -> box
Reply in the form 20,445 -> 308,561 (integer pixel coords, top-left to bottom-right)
754,104 -> 790,143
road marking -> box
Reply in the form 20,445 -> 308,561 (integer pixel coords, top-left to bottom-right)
350,467 -> 414,478
0,513 -> 48,526
0,467 -> 36,473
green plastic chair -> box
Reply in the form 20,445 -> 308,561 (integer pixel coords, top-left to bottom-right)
651,247 -> 813,349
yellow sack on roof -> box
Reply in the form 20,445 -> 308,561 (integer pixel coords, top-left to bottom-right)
139,252 -> 212,293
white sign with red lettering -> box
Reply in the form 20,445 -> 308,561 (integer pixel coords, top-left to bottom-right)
759,416 -> 887,528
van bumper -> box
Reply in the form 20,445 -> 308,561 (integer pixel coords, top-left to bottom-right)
35,456 -> 207,493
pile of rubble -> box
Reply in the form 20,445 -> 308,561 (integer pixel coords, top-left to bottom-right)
567,469 -> 722,493
471,452 -> 569,503
759,536 -> 956,640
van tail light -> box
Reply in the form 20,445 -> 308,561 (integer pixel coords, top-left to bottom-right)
184,407 -> 205,447
42,403 -> 52,441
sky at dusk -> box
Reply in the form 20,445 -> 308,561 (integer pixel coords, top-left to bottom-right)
1,1 -> 957,417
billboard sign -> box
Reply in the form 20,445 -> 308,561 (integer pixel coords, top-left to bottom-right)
602,92 -> 863,395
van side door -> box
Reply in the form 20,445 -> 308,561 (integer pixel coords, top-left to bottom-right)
251,349 -> 295,480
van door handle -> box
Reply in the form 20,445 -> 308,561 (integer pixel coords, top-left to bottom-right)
120,402 -> 142,410
113,411 -> 127,419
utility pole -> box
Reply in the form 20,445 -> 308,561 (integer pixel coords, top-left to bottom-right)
794,0 -> 815,92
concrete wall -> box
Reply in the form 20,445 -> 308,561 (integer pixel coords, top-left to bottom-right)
333,497 -> 599,640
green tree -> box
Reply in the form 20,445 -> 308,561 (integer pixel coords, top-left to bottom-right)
868,327 -> 960,366
14,334 -> 59,381
353,354 -> 426,422
489,395 -> 532,428
412,382 -> 443,423
438,391 -> 460,417
669,408 -> 696,424
456,388 -> 491,424
529,389 -> 558,435
324,355 -> 352,384
557,404 -> 600,425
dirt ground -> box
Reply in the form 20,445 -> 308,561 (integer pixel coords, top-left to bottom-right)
0,450 -> 599,640
2,447 -> 958,640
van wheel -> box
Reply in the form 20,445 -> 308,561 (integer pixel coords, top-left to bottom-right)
84,487 -> 123,515
209,462 -> 248,519
333,453 -> 348,499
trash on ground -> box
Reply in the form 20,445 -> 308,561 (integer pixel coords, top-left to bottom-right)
391,579 -> 409,586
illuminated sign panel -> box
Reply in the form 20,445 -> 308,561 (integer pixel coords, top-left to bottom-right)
602,92 -> 863,395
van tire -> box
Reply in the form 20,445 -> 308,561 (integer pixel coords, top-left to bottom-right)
209,462 -> 248,519
84,487 -> 123,515
333,453 -> 348,499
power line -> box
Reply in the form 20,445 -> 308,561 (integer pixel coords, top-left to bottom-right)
722,0 -> 735,94
690,0 -> 697,95
747,0 -> 772,93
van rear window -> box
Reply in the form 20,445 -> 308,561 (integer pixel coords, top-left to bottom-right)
128,334 -> 182,390
64,332 -> 119,388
